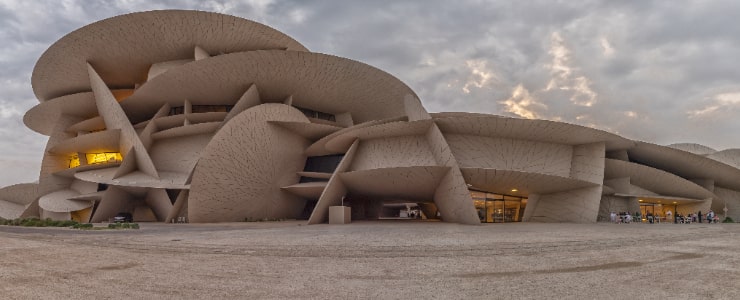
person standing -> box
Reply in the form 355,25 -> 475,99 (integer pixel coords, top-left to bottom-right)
698,211 -> 702,223
666,210 -> 672,222
610,211 -> 616,223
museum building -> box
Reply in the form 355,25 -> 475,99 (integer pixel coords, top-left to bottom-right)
1,10 -> 739,224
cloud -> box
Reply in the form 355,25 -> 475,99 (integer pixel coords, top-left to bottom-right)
688,92 -> 740,118
462,59 -> 498,94
500,84 -> 546,119
600,37 -> 615,57
544,32 -> 598,107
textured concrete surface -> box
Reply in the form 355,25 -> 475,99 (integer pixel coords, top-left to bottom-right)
188,104 -> 310,222
1,222 -> 739,299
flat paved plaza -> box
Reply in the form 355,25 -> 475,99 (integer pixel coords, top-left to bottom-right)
1,221 -> 739,299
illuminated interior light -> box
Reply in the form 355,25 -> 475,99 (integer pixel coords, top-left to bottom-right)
85,152 -> 123,165
511,188 -> 518,192
69,155 -> 80,168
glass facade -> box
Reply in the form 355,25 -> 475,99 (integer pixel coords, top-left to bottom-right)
471,190 -> 527,223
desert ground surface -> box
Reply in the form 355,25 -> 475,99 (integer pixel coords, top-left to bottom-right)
1,220 -> 739,299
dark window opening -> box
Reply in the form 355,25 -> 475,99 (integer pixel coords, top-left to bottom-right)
97,183 -> 108,192
169,105 -> 233,116
294,106 -> 336,122
299,200 -> 318,220
166,189 -> 181,205
303,154 -> 344,173
299,176 -> 329,183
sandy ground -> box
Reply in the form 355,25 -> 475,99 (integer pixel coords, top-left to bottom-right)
1,221 -> 739,299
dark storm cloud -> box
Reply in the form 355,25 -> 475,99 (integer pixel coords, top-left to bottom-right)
1,0 -> 740,186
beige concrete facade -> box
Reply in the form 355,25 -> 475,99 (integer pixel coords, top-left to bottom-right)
4,10 -> 740,224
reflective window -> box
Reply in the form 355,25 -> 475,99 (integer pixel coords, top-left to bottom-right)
472,191 -> 527,223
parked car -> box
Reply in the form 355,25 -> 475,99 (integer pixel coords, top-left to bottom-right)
113,212 -> 133,223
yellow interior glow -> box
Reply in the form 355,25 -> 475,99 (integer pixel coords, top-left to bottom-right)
69,155 -> 80,168
85,152 -> 123,165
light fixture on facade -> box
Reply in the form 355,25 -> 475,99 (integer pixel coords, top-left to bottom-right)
511,188 -> 518,192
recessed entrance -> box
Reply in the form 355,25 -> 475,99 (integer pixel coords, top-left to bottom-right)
471,191 -> 527,223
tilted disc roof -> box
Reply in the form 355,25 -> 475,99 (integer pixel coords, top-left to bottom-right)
629,141 -> 740,190
431,113 -> 635,151
121,50 -> 417,124
32,10 -> 308,101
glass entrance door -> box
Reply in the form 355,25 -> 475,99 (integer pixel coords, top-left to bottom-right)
471,190 -> 527,223
490,200 -> 504,223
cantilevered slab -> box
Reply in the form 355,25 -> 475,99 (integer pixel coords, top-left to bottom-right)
24,92 -> 98,135
67,191 -> 106,201
281,182 -> 328,199
0,200 -> 25,220
604,158 -> 715,200
48,129 -> 120,155
32,10 -> 308,101
628,141 -> 740,191
75,167 -> 190,189
667,143 -> 717,155
461,168 -> 599,197
323,119 -> 434,154
707,149 -> 740,169
121,51 -> 418,124
305,116 -> 407,156
0,183 -> 39,205
38,189 -> 93,212
339,166 -> 450,201
432,113 -> 634,151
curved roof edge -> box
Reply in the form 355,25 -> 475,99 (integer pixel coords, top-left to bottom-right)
666,143 -> 717,155
32,9 -> 309,101
432,113 -> 635,150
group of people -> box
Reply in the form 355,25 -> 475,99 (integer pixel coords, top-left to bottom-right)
609,210 -> 721,224
610,211 -> 635,223
673,210 -> 720,224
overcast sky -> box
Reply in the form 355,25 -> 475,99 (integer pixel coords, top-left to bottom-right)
2,0 -> 740,186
